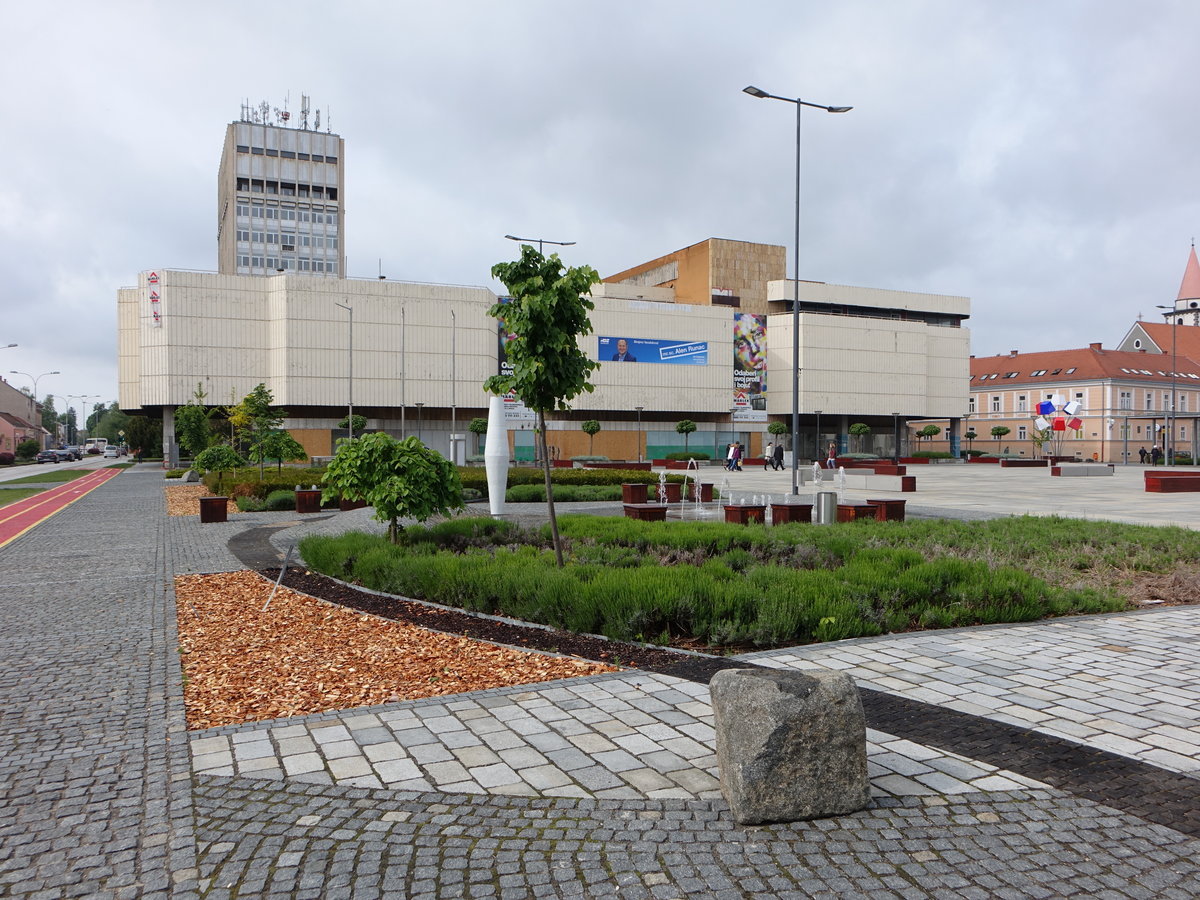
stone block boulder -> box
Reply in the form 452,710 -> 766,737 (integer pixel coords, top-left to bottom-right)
710,667 -> 870,825
183,469 -> 201,483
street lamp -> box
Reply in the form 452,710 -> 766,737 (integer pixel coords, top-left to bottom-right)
893,412 -> 901,463
65,394 -> 100,444
1156,304 -> 1178,465
415,402 -> 424,444
10,370 -> 59,447
450,308 -> 457,461
743,85 -> 852,494
635,406 -> 644,463
814,410 -> 822,464
334,302 -> 354,440
504,234 -> 576,255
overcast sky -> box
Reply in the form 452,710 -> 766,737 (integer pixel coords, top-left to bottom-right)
4,1 -> 1199,418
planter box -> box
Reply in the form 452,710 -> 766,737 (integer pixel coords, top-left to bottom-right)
688,482 -> 714,502
1144,470 -> 1200,492
967,456 -> 1001,464
836,503 -> 878,523
770,502 -> 812,524
338,497 -> 368,510
660,481 -> 682,503
1000,458 -> 1047,467
199,495 -> 228,523
295,489 -> 323,514
623,503 -> 667,521
621,483 -> 649,504
724,504 -> 766,525
865,498 -> 907,521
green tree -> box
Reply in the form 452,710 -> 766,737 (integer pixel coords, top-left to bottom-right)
192,445 -> 246,492
16,439 -> 38,460
675,419 -> 697,452
93,402 -> 130,445
581,419 -> 601,455
990,425 -> 1011,442
483,244 -> 600,567
40,395 -> 58,435
250,430 -> 309,472
468,417 -> 488,453
849,422 -> 872,452
176,382 -> 215,457
964,429 -> 977,452
239,383 -> 287,477
917,424 -> 941,442
124,416 -> 163,458
322,432 -> 463,543
337,414 -> 368,434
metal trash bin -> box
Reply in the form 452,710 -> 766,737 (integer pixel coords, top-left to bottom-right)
815,491 -> 838,525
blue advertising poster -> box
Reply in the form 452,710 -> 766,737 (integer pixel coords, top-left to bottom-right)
598,336 -> 708,365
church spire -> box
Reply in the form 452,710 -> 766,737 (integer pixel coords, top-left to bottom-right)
1178,241 -> 1200,304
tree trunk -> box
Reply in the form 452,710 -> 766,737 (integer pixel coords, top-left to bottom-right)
537,411 -> 564,568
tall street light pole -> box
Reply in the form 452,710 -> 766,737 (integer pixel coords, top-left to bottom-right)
335,302 -> 354,441
504,234 -> 576,256
1156,304 -> 1179,465
450,308 -> 457,462
635,406 -> 644,463
65,394 -> 99,445
743,85 -> 851,495
10,370 -> 59,447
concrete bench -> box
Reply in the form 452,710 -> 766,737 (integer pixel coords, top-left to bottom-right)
1051,465 -> 1114,477
798,471 -> 916,492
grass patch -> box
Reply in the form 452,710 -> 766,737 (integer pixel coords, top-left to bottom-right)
4,470 -> 95,485
0,488 -> 44,507
298,514 -> 1169,650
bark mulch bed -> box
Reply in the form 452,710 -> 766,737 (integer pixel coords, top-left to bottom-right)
176,570 -> 618,730
166,483 -> 237,517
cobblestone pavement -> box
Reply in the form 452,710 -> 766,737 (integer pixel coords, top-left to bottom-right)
3,464 -> 1200,897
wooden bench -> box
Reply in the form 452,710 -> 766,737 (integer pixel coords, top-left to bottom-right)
865,498 -> 907,521
623,503 -> 667,521
724,504 -> 766,524
1144,470 -> 1200,492
770,502 -> 812,524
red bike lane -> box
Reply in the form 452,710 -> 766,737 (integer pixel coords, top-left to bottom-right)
0,468 -> 122,549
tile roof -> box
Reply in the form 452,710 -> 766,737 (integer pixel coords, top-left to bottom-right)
0,412 -> 35,429
1178,244 -> 1200,302
970,342 -> 1200,387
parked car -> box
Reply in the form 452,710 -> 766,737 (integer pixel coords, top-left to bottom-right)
35,450 -> 59,464
103,446 -> 120,458
64,445 -> 83,460
54,448 -> 75,462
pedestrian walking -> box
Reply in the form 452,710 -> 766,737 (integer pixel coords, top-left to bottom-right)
725,442 -> 736,471
733,442 -> 743,471
772,441 -> 784,471
826,442 -> 837,469
1138,446 -> 1147,464
764,441 -> 774,470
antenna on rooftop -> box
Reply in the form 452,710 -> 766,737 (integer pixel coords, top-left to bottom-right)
314,108 -> 320,131
300,94 -> 311,131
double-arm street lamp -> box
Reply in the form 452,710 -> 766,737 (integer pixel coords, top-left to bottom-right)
504,234 -> 576,255
743,85 -> 852,494
1156,304 -> 1179,464
64,394 -> 100,444
10,370 -> 59,446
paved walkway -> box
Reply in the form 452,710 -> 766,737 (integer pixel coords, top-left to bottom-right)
2,462 -> 1199,897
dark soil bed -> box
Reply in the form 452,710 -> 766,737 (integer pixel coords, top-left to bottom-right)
265,568 -> 751,685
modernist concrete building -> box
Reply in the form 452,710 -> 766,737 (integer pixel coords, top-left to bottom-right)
216,101 -> 345,278
118,116 -> 974,465
914,246 -> 1200,463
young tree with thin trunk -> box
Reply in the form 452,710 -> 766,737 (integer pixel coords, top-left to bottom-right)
484,244 -> 600,568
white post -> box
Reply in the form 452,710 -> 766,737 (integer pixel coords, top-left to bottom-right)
484,395 -> 510,517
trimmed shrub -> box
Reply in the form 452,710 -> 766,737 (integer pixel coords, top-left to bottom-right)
569,455 -> 610,463
265,489 -> 297,511
664,451 -> 710,461
0,451 -> 14,466
911,451 -> 953,459
16,440 -> 38,460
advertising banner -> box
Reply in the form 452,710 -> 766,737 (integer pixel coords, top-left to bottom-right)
496,300 -> 535,421
597,336 -> 708,365
733,313 -> 767,422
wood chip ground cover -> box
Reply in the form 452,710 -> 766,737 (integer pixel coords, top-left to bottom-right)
166,483 -> 237,517
175,570 -> 615,730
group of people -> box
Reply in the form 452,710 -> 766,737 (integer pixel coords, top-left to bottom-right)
1139,446 -> 1164,465
724,442 -> 745,471
762,441 -> 784,471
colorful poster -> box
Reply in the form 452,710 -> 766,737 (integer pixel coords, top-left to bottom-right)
733,313 -> 767,422
597,336 -> 708,365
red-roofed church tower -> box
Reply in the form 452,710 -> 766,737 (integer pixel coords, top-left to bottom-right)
1173,242 -> 1200,325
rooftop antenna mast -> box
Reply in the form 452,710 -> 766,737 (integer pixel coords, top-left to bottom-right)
300,94 -> 311,131
314,107 -> 321,132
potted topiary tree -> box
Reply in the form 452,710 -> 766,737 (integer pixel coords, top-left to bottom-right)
581,419 -> 601,456
675,419 -> 697,453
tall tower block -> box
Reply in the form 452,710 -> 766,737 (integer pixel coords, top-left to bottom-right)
216,101 -> 346,277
